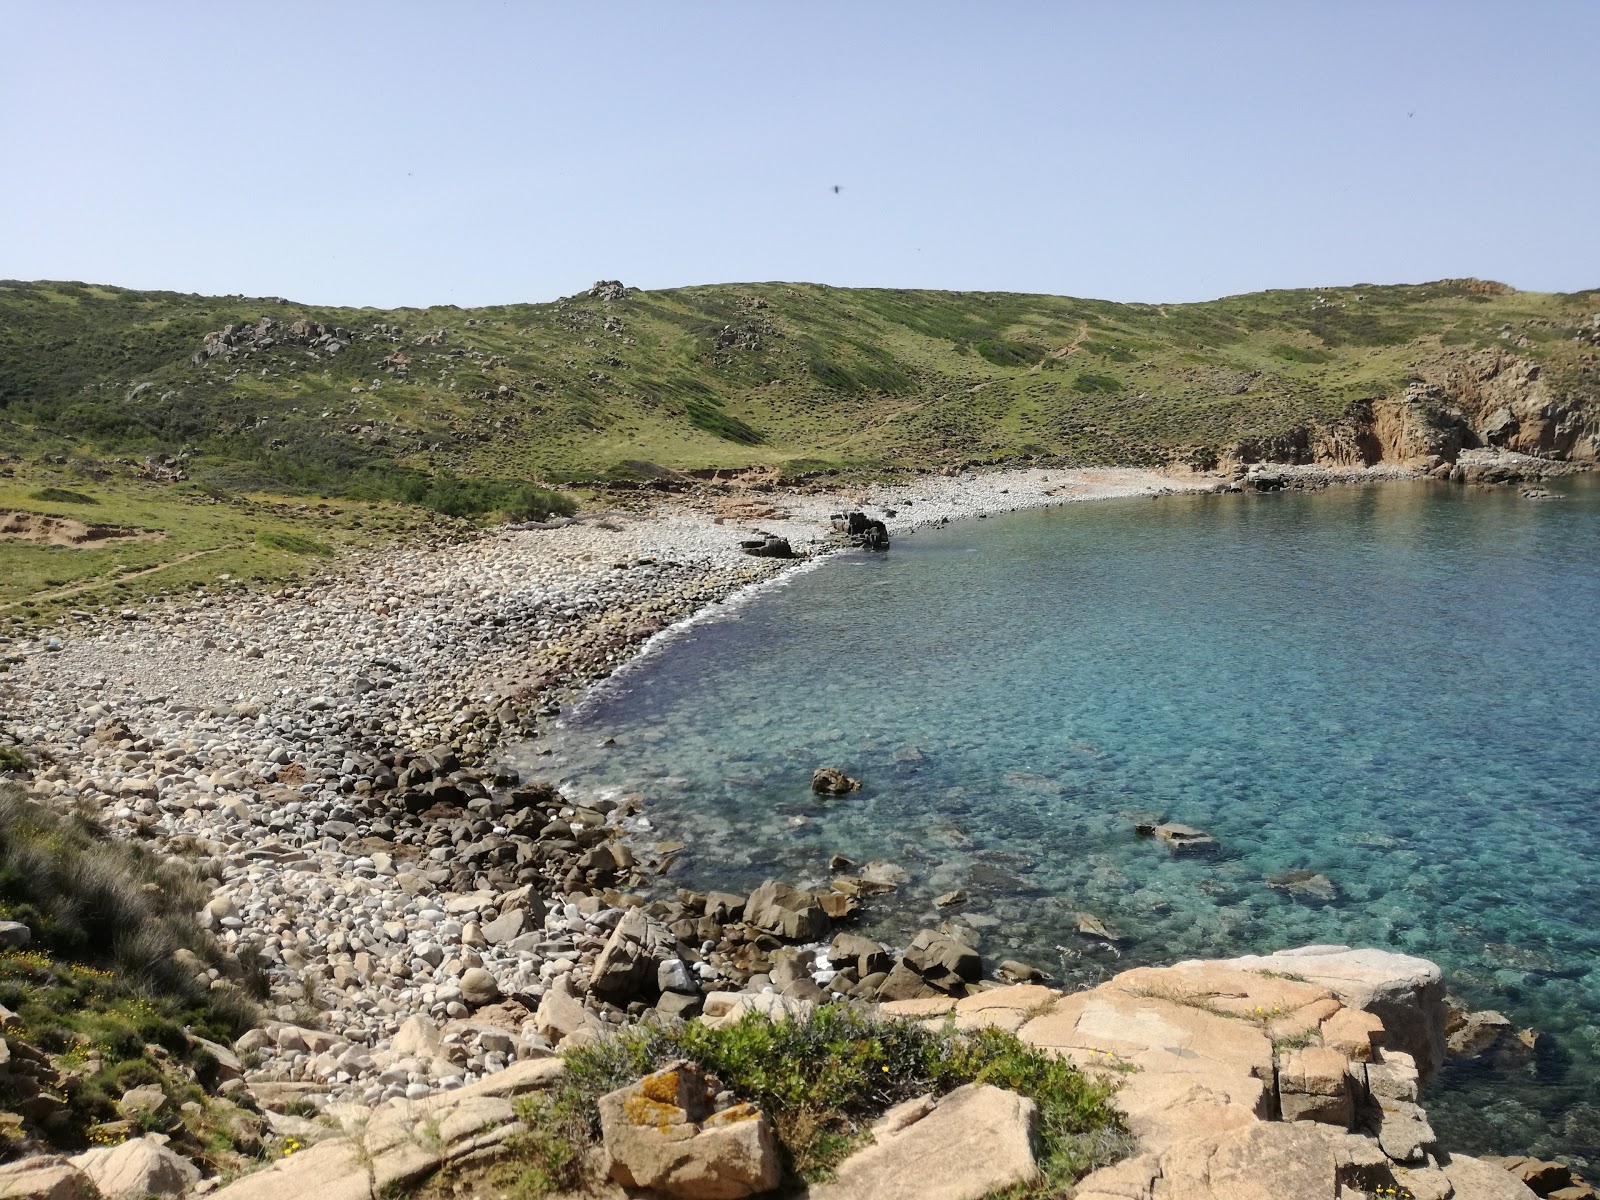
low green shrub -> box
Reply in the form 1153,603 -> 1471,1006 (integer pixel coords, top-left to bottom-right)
0,784 -> 258,1147
255,530 -> 333,556
27,487 -> 99,505
976,339 -> 1046,368
500,1005 -> 1126,1194
1073,372 -> 1123,394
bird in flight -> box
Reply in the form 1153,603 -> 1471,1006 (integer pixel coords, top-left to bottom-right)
1407,111 -> 1414,118
831,185 -> 842,194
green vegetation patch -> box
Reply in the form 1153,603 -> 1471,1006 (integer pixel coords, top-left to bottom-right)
27,487 -> 99,505
0,784 -> 259,1148
1073,372 -> 1123,394
490,1005 -> 1126,1196
975,339 -> 1046,368
1270,343 -> 1334,364
255,530 -> 333,556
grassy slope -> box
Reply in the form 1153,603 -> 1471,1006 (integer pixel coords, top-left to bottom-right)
1,276 -> 1596,616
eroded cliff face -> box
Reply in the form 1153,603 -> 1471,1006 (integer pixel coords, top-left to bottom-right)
1232,350 -> 1599,471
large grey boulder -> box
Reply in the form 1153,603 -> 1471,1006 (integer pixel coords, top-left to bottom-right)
70,1137 -> 199,1200
902,930 -> 982,993
591,908 -> 661,1000
812,1084 -> 1038,1200
534,974 -> 603,1044
745,880 -> 828,941
598,1061 -> 780,1199
0,1156 -> 96,1200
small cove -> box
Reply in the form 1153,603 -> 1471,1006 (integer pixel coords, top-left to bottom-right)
511,475 -> 1600,1165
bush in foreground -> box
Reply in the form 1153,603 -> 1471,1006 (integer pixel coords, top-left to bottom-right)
487,1004 -> 1128,1197
0,784 -> 259,1153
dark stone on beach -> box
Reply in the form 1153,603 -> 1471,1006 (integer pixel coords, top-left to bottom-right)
876,960 -> 938,1001
740,535 -> 795,559
832,511 -> 891,550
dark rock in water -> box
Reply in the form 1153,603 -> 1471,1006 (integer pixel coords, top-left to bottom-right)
811,767 -> 861,795
740,535 -> 795,559
1152,822 -> 1219,855
1445,1001 -> 1537,1068
1267,869 -> 1338,902
1075,912 -> 1128,943
997,959 -> 1047,984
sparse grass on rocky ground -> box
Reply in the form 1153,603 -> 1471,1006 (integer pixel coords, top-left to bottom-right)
447,1006 -> 1126,1198
0,782 -> 264,1165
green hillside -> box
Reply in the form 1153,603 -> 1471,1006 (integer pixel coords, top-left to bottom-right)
5,277 -> 1597,487
1,276 -> 1596,620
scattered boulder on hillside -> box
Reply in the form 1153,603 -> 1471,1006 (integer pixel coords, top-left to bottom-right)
598,1061 -> 780,1199
0,1155 -> 97,1199
811,767 -> 860,795
589,280 -> 631,301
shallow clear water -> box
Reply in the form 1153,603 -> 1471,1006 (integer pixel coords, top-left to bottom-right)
511,476 -> 1600,1164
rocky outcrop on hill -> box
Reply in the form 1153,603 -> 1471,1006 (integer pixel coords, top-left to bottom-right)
1270,351 -> 1600,475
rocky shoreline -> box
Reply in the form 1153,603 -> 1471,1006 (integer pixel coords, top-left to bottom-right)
1,461 -> 1592,1199
0,470 -> 1203,1106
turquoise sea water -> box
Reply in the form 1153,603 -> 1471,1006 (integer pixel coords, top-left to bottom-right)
513,476 -> 1600,1164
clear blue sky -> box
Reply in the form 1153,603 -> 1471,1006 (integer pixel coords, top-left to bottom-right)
4,1 -> 1596,308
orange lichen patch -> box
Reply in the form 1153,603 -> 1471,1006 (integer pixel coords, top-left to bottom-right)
623,1092 -> 690,1132
639,1069 -> 682,1106
703,1103 -> 763,1128
0,511 -> 165,547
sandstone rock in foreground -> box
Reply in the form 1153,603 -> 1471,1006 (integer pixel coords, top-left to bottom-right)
598,1060 -> 779,1199
0,1155 -> 97,1200
69,1137 -> 199,1200
808,1083 -> 1039,1200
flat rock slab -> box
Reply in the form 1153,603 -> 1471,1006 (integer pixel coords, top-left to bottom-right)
69,1137 -> 198,1200
1077,1121 -> 1391,1200
1210,945 -> 1446,1080
808,1083 -> 1038,1200
211,1066 -> 559,1200
1440,1155 -> 1542,1199
1018,983 -> 1274,1150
